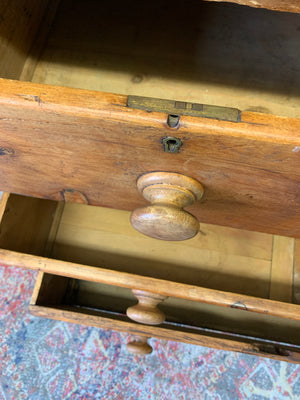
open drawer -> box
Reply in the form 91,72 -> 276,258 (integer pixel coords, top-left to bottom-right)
0,0 -> 299,237
0,192 -> 299,360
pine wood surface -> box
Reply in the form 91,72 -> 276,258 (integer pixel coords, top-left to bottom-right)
32,0 -> 300,119
0,192 -> 9,222
1,248 -> 299,322
19,0 -> 62,82
0,194 -> 274,298
1,194 -> 298,345
269,236 -> 295,302
0,79 -> 299,237
0,194 -> 57,256
0,0 -> 299,361
294,240 -> 300,304
0,0 -> 51,79
52,202 -> 273,298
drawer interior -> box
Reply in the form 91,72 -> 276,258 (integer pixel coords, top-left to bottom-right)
33,272 -> 300,349
1,0 -> 300,117
0,193 -> 298,303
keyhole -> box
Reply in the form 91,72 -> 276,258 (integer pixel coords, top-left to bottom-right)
162,136 -> 182,153
167,114 -> 180,128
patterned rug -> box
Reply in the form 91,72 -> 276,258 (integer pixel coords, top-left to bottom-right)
1,265 -> 300,400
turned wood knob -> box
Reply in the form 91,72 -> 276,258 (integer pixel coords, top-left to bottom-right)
130,172 -> 204,241
126,290 -> 167,325
126,291 -> 167,355
126,336 -> 153,355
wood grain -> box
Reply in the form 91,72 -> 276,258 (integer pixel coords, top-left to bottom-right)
0,194 -> 57,256
30,271 -> 46,305
0,192 -> 9,223
127,290 -> 167,325
0,80 -> 299,237
269,236 -> 295,302
43,201 -> 65,257
53,202 -> 273,298
0,0 -> 51,79
28,305 -> 300,363
131,172 -> 204,240
0,194 -> 274,297
294,240 -> 300,304
19,0 -> 62,82
2,249 -> 300,321
32,0 -> 300,119
204,0 -> 300,13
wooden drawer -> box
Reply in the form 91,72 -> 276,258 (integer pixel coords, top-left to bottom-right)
1,192 -> 300,360
0,0 -> 300,361
0,0 -> 299,237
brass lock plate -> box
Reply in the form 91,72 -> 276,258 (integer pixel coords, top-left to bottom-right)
127,95 -> 241,123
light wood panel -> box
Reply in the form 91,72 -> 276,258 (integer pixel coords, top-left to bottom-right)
32,0 -> 300,118
0,0 -> 51,79
19,0 -> 62,82
294,240 -> 300,304
0,79 -> 299,237
0,192 -> 9,222
269,236 -> 295,302
31,271 -> 70,306
43,201 -> 65,257
0,194 -> 57,256
53,202 -> 273,297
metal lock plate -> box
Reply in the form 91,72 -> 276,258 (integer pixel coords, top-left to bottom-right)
127,95 -> 241,123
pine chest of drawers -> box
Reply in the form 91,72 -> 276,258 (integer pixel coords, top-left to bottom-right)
0,0 -> 299,360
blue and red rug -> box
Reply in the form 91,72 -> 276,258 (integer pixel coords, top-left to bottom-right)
1,265 -> 300,399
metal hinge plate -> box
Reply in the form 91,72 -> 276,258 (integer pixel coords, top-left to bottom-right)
127,95 -> 241,123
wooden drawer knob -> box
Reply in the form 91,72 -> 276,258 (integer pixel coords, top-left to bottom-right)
130,172 -> 204,241
126,290 -> 167,355
126,290 -> 167,325
126,336 -> 153,355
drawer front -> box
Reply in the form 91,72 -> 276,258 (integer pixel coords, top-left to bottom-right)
0,79 -> 299,237
29,271 -> 300,362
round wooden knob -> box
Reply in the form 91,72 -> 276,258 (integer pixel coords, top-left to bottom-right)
126,290 -> 167,325
130,172 -> 204,241
126,336 -> 153,355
